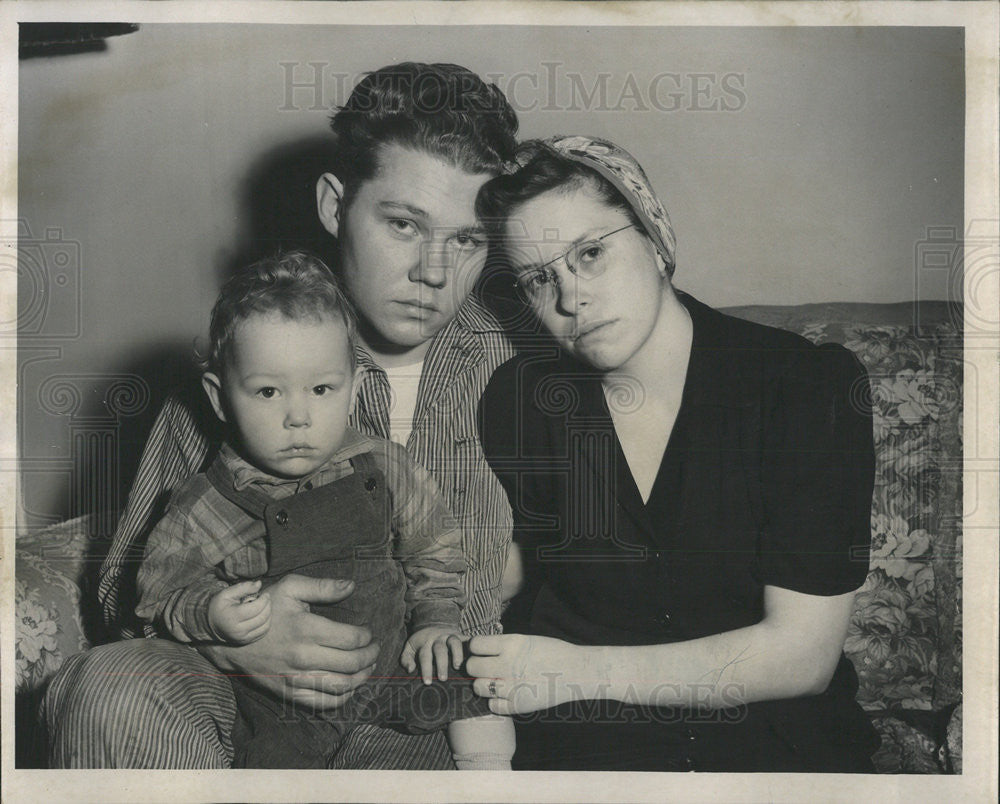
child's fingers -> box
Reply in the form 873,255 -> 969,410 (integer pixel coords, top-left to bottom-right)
239,592 -> 270,618
400,640 -> 417,674
418,643 -> 434,685
224,579 -> 262,601
447,635 -> 465,670
242,620 -> 270,644
240,598 -> 271,632
433,639 -> 450,681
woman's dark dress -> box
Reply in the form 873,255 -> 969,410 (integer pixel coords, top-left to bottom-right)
478,292 -> 880,772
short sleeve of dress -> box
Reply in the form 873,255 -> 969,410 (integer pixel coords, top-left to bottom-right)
759,342 -> 875,596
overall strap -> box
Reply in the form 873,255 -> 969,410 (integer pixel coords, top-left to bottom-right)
205,456 -> 272,520
348,449 -> 378,478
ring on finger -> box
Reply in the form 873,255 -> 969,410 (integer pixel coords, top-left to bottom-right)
488,679 -> 498,697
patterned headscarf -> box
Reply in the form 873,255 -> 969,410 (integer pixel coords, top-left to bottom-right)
514,135 -> 678,277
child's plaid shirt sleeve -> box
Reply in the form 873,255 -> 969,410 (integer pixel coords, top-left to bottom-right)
375,441 -> 468,633
135,475 -> 266,642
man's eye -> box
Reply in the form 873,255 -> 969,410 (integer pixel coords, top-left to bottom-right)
388,219 -> 418,236
257,387 -> 278,399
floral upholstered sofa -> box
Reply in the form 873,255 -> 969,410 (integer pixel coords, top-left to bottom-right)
14,300 -> 963,772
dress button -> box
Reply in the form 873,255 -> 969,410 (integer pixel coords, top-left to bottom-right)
365,477 -> 377,492
653,612 -> 671,628
275,510 -> 288,525
684,756 -> 696,771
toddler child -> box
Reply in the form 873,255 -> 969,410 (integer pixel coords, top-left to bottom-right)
136,251 -> 513,769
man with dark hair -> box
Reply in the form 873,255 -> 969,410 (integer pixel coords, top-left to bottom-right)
43,62 -> 520,770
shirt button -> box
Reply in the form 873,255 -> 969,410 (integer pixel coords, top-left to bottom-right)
365,477 -> 377,492
303,481 -> 313,491
275,510 -> 288,526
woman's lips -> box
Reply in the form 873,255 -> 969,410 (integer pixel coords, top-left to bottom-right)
573,319 -> 614,341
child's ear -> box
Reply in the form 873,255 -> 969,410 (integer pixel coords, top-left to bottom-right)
201,372 -> 227,423
348,364 -> 365,416
317,173 -> 346,238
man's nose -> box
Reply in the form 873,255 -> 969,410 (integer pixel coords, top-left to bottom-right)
409,240 -> 449,288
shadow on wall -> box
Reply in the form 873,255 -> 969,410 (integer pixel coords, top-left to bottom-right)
223,133 -> 339,285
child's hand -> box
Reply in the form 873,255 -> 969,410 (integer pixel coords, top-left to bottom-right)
401,627 -> 466,684
207,580 -> 271,645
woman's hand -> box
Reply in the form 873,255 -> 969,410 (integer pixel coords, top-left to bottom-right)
466,634 -> 599,715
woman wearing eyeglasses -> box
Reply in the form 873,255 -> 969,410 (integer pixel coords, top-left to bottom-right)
467,136 -> 880,772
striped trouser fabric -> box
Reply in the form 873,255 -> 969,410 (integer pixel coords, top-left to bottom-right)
42,638 -> 453,769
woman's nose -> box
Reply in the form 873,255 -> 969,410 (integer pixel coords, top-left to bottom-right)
553,264 -> 588,315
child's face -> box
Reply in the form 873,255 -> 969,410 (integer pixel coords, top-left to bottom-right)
203,312 -> 359,479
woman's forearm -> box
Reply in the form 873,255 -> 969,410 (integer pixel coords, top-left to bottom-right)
587,588 -> 855,709
469,586 -> 856,716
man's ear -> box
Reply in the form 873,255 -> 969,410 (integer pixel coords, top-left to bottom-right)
317,173 -> 346,238
201,372 -> 227,423
348,364 -> 365,416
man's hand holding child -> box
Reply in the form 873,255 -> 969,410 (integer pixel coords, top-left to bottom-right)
208,579 -> 272,644
401,627 -> 466,684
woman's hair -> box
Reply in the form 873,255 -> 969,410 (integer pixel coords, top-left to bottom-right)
204,250 -> 357,375
329,62 -> 519,209
475,141 -> 644,243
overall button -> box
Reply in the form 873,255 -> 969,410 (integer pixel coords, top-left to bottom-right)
365,477 -> 378,492
275,510 -> 288,526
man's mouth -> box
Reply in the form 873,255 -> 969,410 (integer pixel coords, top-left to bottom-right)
395,299 -> 439,313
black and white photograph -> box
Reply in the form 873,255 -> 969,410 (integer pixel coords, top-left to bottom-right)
3,1 -> 997,802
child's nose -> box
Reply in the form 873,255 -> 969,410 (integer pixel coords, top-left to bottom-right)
284,404 -> 310,428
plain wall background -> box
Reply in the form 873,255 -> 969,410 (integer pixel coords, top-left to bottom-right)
17,24 -> 964,526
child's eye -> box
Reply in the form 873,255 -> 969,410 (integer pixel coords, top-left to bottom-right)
312,385 -> 331,396
256,387 -> 278,399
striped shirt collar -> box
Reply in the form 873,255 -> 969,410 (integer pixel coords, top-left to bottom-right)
220,426 -> 374,492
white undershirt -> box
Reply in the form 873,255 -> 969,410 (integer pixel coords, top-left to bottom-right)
383,359 -> 425,447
